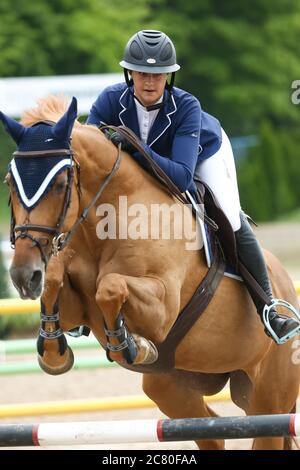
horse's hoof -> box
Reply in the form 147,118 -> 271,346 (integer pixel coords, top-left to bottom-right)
132,335 -> 158,364
38,346 -> 74,375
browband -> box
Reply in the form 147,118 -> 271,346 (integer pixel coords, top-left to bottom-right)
13,149 -> 73,158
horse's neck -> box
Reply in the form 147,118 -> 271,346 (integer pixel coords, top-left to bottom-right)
73,126 -> 117,179
72,125 -> 161,204
71,126 -> 141,249
71,126 -> 204,265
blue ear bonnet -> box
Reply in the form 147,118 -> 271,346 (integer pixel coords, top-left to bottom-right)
17,122 -> 71,152
9,123 -> 73,211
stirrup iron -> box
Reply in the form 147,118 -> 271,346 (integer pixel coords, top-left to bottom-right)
263,299 -> 300,345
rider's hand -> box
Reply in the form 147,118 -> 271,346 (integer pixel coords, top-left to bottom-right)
110,132 -> 136,154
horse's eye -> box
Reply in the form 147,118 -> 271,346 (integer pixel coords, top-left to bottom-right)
54,180 -> 66,194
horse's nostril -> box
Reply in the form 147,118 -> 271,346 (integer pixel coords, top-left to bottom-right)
30,270 -> 42,291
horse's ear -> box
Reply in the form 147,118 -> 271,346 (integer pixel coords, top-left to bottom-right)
52,97 -> 77,143
0,112 -> 25,144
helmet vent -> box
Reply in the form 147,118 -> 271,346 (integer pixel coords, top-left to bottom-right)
129,41 -> 143,60
143,30 -> 162,38
145,41 -> 159,47
160,43 -> 172,61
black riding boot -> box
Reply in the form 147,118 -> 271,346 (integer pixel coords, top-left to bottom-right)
235,212 -> 300,340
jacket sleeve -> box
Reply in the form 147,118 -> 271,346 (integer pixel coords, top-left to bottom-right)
86,89 -> 113,127
132,97 -> 201,192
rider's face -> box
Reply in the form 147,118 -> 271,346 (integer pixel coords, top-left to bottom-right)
131,71 -> 168,107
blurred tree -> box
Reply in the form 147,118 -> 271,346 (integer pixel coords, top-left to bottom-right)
238,140 -> 272,221
151,0 -> 300,134
1,0 -> 300,134
0,0 -> 153,223
238,121 -> 295,220
280,130 -> 300,204
0,0 -> 151,76
258,121 -> 295,216
1,0 -> 300,223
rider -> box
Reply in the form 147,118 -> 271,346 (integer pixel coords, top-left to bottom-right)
87,29 -> 300,342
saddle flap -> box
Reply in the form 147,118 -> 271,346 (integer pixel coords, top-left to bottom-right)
195,179 -> 238,268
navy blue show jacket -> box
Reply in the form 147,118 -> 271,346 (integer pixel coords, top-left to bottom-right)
87,83 -> 222,193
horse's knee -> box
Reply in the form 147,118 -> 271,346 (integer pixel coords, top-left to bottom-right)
96,273 -> 129,311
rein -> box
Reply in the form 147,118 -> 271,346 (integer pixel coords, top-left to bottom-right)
53,144 -> 122,253
102,125 -> 218,231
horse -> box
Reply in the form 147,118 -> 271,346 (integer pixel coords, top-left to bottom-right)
1,96 -> 299,450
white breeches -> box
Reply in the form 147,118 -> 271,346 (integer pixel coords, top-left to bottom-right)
194,128 -> 241,231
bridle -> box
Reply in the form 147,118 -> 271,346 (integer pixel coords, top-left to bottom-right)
10,147 -> 77,266
9,128 -> 122,267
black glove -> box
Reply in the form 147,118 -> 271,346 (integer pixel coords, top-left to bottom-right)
110,132 -> 136,154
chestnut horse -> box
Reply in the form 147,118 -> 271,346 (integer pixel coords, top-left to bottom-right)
1,96 -> 299,450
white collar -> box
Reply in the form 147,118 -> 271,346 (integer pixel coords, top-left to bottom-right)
134,95 -> 163,113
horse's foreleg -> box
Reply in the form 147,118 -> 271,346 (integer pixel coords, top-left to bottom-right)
96,272 -> 177,365
248,340 -> 300,450
143,373 -> 225,450
37,249 -> 75,375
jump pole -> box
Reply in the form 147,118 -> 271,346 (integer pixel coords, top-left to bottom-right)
0,414 -> 299,447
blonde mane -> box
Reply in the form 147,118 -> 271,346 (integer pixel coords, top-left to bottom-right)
21,95 -> 71,126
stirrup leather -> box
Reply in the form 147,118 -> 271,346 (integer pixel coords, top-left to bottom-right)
263,299 -> 300,345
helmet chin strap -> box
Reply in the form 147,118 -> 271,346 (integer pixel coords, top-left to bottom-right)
123,69 -> 175,112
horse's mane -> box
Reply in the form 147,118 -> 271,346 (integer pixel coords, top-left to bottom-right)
21,95 -> 70,126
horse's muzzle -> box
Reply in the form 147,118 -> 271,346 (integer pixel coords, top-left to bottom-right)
10,264 -> 43,299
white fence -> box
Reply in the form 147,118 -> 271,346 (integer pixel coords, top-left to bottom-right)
0,73 -> 123,117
